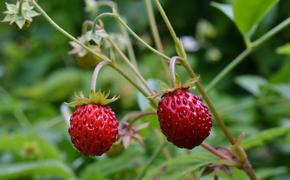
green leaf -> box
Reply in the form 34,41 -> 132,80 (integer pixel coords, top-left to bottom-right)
256,167 -> 288,179
270,61 -> 290,83
233,0 -> 279,36
17,68 -> 84,102
81,148 -> 144,179
0,134 -> 61,160
142,152 -> 218,180
271,84 -> 290,99
0,160 -> 75,179
242,126 -> 290,150
218,167 -> 248,180
211,2 -> 233,20
276,43 -> 290,55
235,75 -> 268,96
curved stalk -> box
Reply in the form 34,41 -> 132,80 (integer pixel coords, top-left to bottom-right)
92,13 -> 171,61
109,63 -> 158,108
90,61 -> 108,92
32,0 -> 158,108
108,38 -> 155,96
169,56 -> 180,88
32,1 -> 111,62
151,2 -> 257,178
91,1 -> 138,66
18,0 -> 24,15
81,20 -> 93,34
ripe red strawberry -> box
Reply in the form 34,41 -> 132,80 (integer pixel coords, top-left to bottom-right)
157,88 -> 212,149
68,92 -> 119,156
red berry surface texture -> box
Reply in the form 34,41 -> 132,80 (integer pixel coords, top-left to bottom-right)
69,104 -> 119,156
157,88 -> 212,149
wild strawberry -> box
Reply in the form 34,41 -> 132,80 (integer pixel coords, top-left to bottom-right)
68,91 -> 119,156
157,88 -> 212,149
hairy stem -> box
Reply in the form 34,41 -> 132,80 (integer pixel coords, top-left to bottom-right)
128,111 -> 156,130
32,0 -> 158,107
90,61 -> 108,92
149,2 -> 257,179
18,0 -> 24,15
92,13 -> 171,61
169,56 -> 179,88
201,143 -> 232,161
94,1 -> 138,67
153,0 -> 178,44
181,60 -> 236,144
144,0 -> 170,82
110,63 -> 158,107
153,0 -> 187,58
108,38 -> 155,96
207,16 -> 290,91
32,1 -> 110,62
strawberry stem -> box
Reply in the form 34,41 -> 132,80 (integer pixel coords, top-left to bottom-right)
108,38 -> 156,96
90,61 -> 108,93
128,111 -> 156,130
92,13 -> 171,61
201,143 -> 232,162
18,0 -> 24,15
144,0 -> 171,83
81,20 -> 93,34
169,56 -> 180,88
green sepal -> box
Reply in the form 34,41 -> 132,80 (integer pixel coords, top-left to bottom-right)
2,1 -> 40,29
68,90 -> 119,107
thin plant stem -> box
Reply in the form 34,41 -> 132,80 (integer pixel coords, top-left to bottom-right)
122,27 -> 138,67
108,38 -> 155,96
206,16 -> 290,91
128,111 -> 156,130
151,1 -> 237,144
206,48 -> 252,91
153,0 -> 187,58
110,63 -> 158,108
135,141 -> 167,180
144,0 -> 170,82
90,61 -> 108,92
153,0 -> 178,44
201,143 -> 232,161
32,1 -> 110,62
93,1 -> 138,67
181,60 -> 257,180
169,56 -> 179,88
18,0 -> 24,15
81,20 -> 93,34
92,13 -> 171,61
121,111 -> 140,122
32,0 -> 158,107
151,2 -> 257,178
181,60 -> 236,144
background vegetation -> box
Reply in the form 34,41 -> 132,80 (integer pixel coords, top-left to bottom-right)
0,0 -> 290,179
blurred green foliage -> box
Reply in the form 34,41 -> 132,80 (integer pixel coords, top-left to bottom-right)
0,0 -> 290,179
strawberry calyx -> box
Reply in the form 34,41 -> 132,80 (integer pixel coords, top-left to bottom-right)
68,90 -> 119,107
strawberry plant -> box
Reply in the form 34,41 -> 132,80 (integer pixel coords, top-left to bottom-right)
1,0 -> 290,179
